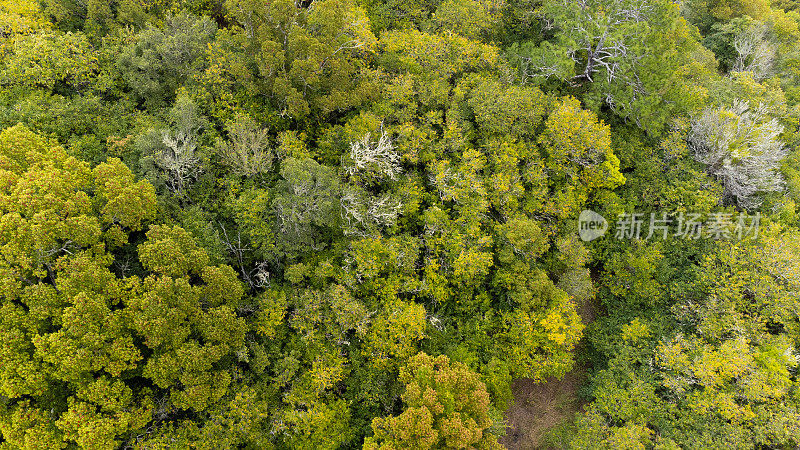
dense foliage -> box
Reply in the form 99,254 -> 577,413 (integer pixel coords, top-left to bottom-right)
1,0 -> 800,448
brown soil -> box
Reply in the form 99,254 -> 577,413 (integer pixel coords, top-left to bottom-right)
500,293 -> 600,450
499,368 -> 588,450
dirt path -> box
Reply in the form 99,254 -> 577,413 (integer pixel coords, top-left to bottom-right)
500,291 -> 600,449
499,368 -> 588,449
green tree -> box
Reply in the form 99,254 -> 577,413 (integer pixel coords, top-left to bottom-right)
0,125 -> 252,448
117,12 -> 217,109
224,0 -> 379,120
364,352 -> 503,449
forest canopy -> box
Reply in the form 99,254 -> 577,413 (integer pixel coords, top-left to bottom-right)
1,0 -> 800,448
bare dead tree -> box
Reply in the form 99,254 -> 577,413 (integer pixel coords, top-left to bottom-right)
555,0 -> 653,81
525,0 -> 653,110
337,130 -> 404,236
344,130 -> 402,181
219,223 -> 254,288
251,261 -> 271,288
733,24 -> 776,80
688,100 -> 788,209
340,188 -> 403,236
157,129 -> 201,195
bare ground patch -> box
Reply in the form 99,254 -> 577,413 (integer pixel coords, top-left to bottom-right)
500,294 -> 600,449
499,367 -> 588,450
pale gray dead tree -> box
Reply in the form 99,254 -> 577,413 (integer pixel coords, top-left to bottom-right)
157,128 -> 201,195
537,0 -> 654,84
218,223 -> 272,290
219,223 -> 253,288
688,100 -> 788,209
340,188 -> 403,236
251,261 -> 271,288
732,24 -> 777,80
152,94 -> 205,195
218,115 -> 273,177
519,0 -> 654,121
344,131 -> 402,181
338,130 -> 404,236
